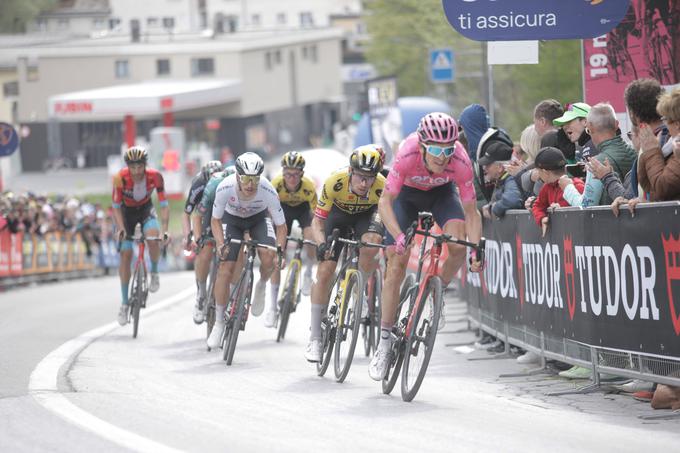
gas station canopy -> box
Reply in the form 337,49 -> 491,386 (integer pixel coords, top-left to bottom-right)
48,79 -> 241,121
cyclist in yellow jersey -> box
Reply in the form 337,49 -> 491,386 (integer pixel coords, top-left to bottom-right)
305,145 -> 385,362
265,151 -> 319,328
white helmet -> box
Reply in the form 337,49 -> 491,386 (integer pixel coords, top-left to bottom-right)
235,152 -> 264,176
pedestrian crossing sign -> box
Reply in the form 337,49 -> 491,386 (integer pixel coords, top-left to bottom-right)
430,49 -> 454,83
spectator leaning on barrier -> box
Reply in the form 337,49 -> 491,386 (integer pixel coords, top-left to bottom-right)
553,102 -> 596,163
476,127 -> 514,204
531,147 -> 584,237
637,87 -> 680,202
509,125 -> 542,202
479,140 -> 523,219
533,99 -> 564,137
459,104 -> 492,207
559,103 -> 637,207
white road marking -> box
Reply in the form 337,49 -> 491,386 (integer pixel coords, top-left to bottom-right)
29,287 -> 194,453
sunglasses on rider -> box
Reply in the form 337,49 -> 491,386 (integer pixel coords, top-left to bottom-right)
425,144 -> 456,158
239,175 -> 260,185
282,171 -> 302,179
351,171 -> 376,184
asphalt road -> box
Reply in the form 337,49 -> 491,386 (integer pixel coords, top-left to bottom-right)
1,271 -> 678,452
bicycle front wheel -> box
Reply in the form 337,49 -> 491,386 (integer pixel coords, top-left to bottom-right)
334,271 -> 363,383
277,261 -> 299,342
316,270 -> 342,377
225,272 -> 252,366
130,265 -> 145,339
401,276 -> 442,402
363,269 -> 382,357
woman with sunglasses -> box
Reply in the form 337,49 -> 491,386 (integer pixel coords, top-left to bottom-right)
207,152 -> 288,350
369,112 -> 484,381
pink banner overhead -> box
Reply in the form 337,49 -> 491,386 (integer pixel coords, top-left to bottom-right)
583,0 -> 680,113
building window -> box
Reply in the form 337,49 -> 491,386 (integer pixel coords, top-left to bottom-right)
162,17 -> 175,29
276,13 -> 286,25
309,44 -> 318,63
3,81 -> 18,98
35,18 -> 47,31
57,18 -> 70,30
147,17 -> 158,27
251,14 -> 261,26
265,52 -> 272,71
115,60 -> 129,79
109,17 -> 121,30
300,12 -> 314,27
157,59 -> 170,76
191,58 -> 214,76
274,50 -> 281,64
93,18 -> 105,29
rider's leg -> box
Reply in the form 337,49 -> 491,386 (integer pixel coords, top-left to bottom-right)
302,226 -> 316,277
143,220 -> 161,273
380,250 -> 409,329
310,259 -> 337,339
441,220 -> 467,286
119,247 -> 133,304
194,241 -> 213,300
358,232 -> 382,276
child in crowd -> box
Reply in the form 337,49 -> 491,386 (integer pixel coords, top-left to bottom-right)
531,147 -> 584,236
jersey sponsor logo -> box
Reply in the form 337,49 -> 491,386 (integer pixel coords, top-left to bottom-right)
376,189 -> 383,197
333,181 -> 344,192
409,175 -> 451,186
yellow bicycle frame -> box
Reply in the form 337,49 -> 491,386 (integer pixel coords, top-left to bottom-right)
278,256 -> 302,304
336,268 -> 360,328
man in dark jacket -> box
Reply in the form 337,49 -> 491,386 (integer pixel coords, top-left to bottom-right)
479,142 -> 523,218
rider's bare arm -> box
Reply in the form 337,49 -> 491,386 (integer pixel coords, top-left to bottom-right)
378,190 -> 402,240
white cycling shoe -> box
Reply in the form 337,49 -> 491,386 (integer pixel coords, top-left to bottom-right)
251,280 -> 267,316
207,321 -> 225,349
117,305 -> 129,326
264,310 -> 277,328
149,273 -> 160,293
369,347 -> 393,381
305,339 -> 323,363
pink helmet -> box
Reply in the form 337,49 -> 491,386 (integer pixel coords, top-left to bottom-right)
416,112 -> 459,144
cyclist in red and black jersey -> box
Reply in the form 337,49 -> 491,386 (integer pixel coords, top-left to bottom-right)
112,146 -> 170,325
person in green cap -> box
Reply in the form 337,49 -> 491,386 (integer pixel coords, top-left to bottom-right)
553,102 -> 597,163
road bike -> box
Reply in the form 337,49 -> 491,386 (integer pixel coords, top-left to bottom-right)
275,235 -> 317,342
316,229 -> 385,383
119,233 -> 166,339
361,265 -> 382,357
219,237 -> 281,366
381,212 -> 485,401
201,238 -> 219,350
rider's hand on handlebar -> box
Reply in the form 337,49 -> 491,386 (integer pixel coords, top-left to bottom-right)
183,233 -> 193,251
394,232 -> 408,255
117,229 -> 126,243
316,242 -> 329,261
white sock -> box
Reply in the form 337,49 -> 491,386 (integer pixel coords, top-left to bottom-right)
197,279 -> 207,299
270,283 -> 279,311
215,305 -> 226,324
379,328 -> 392,351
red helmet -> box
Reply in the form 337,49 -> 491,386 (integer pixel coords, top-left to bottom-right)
417,112 -> 459,144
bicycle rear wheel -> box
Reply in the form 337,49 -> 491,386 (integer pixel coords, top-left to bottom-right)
130,265 -> 144,338
362,269 -> 382,357
333,271 -> 363,383
401,276 -> 442,402
316,271 -> 342,376
225,272 -> 252,366
277,261 -> 299,342
381,273 -> 416,394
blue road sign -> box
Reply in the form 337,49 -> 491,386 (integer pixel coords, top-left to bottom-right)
430,49 -> 454,83
0,123 -> 19,157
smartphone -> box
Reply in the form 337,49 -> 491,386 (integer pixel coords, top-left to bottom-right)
565,163 -> 587,178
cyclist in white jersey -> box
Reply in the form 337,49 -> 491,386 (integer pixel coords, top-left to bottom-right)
207,152 -> 287,349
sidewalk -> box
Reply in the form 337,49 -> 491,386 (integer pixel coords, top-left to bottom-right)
441,291 -> 679,428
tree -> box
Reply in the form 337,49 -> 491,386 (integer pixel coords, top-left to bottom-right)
0,0 -> 58,34
364,0 -> 582,139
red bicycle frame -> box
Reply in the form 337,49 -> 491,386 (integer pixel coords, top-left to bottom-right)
405,235 -> 443,338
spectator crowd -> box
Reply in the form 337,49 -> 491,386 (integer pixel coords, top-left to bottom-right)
459,77 -> 680,411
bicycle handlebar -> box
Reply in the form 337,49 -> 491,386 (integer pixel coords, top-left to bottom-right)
336,236 -> 386,249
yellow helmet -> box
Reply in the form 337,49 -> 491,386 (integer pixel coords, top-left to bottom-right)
281,151 -> 305,170
350,144 -> 383,175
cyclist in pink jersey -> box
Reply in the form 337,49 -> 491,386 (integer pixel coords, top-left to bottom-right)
369,112 -> 484,381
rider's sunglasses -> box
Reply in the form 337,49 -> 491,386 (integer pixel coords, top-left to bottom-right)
239,175 -> 260,185
425,144 -> 456,158
351,171 -> 376,184
283,171 -> 302,179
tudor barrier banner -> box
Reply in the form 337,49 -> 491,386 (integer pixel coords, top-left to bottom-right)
460,204 -> 680,358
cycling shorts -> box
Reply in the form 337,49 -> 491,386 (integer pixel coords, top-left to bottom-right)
282,202 -> 312,232
220,211 -> 276,262
322,205 -> 384,261
384,183 -> 464,245
122,202 -> 159,237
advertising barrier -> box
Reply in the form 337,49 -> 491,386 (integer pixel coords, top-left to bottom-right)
459,202 -> 680,361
